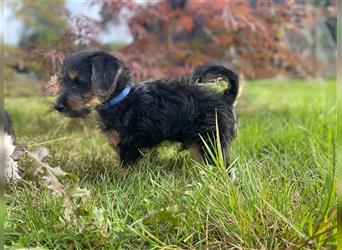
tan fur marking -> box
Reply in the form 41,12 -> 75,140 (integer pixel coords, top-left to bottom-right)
67,94 -> 102,112
86,95 -> 101,108
187,145 -> 204,163
233,74 -> 244,107
107,130 -> 122,166
67,98 -> 84,111
68,71 -> 78,80
107,130 -> 120,149
107,66 -> 123,95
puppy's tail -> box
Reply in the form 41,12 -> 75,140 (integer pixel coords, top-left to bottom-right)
191,64 -> 243,106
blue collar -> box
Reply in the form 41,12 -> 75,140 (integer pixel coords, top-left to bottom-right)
102,85 -> 131,110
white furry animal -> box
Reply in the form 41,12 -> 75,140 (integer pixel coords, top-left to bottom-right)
4,111 -> 21,182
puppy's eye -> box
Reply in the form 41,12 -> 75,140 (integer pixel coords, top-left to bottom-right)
74,79 -> 82,85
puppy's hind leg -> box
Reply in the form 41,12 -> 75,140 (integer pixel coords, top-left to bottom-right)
221,146 -> 237,180
185,144 -> 204,164
118,145 -> 142,167
199,137 -> 231,169
186,141 -> 223,166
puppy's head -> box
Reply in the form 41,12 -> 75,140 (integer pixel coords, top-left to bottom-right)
54,49 -> 130,117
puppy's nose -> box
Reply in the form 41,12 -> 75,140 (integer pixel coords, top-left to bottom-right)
54,102 -> 65,112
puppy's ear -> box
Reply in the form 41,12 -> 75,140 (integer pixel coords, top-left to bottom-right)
91,55 -> 123,99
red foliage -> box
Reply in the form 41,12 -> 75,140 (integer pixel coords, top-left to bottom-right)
18,0 -> 335,84
95,0 -> 320,79
66,14 -> 101,45
38,50 -> 65,71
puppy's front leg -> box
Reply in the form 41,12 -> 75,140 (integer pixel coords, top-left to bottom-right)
107,130 -> 142,166
118,145 -> 141,166
107,130 -> 124,166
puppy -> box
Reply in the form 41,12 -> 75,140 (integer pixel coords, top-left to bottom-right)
54,49 -> 240,167
3,110 -> 21,182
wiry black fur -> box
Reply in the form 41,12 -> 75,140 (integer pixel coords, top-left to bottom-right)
191,64 -> 239,106
55,49 -> 240,166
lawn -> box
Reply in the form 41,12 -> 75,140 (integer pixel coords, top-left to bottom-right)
5,79 -> 336,249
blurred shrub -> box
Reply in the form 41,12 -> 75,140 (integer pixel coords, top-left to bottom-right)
6,1 -> 101,83
12,0 -> 68,47
6,0 -> 336,90
94,0 -> 336,79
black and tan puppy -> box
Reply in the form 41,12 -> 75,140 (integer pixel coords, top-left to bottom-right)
54,49 -> 240,167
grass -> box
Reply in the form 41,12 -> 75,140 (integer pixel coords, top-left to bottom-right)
5,79 -> 336,249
